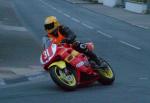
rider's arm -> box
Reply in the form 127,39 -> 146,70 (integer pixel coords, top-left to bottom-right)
59,26 -> 76,43
42,36 -> 51,49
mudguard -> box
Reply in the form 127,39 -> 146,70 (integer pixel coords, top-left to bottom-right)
48,61 -> 66,69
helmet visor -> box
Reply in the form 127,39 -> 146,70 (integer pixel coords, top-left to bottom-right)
44,22 -> 54,30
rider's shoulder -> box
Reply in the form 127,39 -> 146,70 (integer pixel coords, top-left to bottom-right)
59,25 -> 69,30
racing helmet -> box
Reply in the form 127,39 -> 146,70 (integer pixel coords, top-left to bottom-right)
44,16 -> 60,34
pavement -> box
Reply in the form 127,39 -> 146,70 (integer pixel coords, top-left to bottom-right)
65,0 -> 150,29
0,0 -> 45,86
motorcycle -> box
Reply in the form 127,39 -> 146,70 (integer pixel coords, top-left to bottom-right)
40,40 -> 115,90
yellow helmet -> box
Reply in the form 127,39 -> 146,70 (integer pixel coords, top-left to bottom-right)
44,16 -> 60,33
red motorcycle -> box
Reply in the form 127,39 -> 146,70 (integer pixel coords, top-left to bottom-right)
40,40 -> 115,90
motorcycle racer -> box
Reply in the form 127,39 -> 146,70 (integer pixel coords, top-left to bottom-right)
43,16 -> 105,72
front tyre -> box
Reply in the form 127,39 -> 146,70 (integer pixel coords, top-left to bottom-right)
97,60 -> 115,85
49,66 -> 77,91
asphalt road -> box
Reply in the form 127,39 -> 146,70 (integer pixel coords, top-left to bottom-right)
0,0 -> 41,68
0,0 -> 150,103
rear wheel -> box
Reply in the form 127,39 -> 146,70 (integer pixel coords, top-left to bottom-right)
49,66 -> 77,91
97,59 -> 115,85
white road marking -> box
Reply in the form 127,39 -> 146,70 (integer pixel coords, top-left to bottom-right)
131,23 -> 149,29
39,0 -> 55,10
28,65 -> 42,69
139,77 -> 148,80
136,25 -> 149,29
119,40 -> 141,50
0,24 -> 27,32
28,75 -> 45,81
52,7 -> 57,10
97,30 -> 112,38
71,17 -> 80,23
63,13 -> 71,18
27,72 -> 46,81
39,0 -> 81,28
81,23 -> 93,29
39,0 -> 49,6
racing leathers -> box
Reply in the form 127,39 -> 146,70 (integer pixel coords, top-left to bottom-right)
43,25 -> 101,69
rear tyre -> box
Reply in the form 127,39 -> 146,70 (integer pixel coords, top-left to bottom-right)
49,66 -> 77,91
97,59 -> 115,85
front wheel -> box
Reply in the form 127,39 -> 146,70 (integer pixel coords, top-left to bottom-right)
97,59 -> 115,85
49,66 -> 77,91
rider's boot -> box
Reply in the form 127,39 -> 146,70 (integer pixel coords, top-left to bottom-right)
86,51 -> 107,69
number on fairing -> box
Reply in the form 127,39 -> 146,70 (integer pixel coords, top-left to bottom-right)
43,49 -> 50,59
